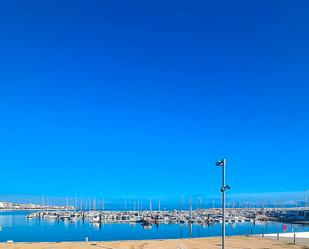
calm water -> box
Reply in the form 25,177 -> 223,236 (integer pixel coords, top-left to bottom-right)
0,211 -> 309,242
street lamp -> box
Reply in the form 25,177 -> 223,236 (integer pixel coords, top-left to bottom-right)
216,158 -> 230,249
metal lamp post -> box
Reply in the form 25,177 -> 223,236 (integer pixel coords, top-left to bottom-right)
216,158 -> 230,249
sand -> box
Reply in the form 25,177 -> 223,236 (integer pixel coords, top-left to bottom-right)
0,236 -> 308,249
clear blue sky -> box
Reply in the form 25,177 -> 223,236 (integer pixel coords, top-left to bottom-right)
0,0 -> 308,200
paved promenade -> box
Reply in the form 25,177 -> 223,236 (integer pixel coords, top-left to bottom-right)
262,232 -> 309,247
0,236 -> 308,249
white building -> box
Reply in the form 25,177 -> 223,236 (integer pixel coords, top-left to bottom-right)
0,202 -> 14,209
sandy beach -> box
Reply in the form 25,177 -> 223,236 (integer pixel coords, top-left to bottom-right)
0,236 -> 308,249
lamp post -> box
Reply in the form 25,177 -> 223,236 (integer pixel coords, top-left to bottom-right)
216,158 -> 230,249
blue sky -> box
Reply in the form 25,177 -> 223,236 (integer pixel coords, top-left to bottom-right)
0,0 -> 308,201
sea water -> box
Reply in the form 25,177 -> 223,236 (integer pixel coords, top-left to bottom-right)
0,211 -> 308,242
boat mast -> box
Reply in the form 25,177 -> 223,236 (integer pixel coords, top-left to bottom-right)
189,197 -> 192,219
65,196 -> 68,212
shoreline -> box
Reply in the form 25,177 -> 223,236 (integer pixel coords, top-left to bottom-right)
2,235 -> 224,244
2,231 -> 309,244
0,236 -> 307,249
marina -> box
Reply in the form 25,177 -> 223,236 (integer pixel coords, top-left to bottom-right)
24,207 -> 309,225
24,209 -> 259,225
0,209 -> 308,242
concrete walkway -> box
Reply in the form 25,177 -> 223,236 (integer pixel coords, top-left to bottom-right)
260,232 -> 309,247
0,237 -> 307,249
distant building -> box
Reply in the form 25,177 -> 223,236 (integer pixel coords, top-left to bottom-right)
13,204 -> 21,209
0,202 -> 14,209
0,201 -> 74,210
